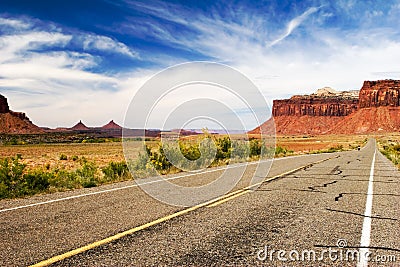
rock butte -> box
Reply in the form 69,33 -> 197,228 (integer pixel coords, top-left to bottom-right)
250,79 -> 400,135
0,95 -> 10,113
0,94 -> 43,134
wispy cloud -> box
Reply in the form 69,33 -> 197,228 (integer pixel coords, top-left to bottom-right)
79,34 -> 139,59
0,31 -> 72,63
0,17 -> 31,30
268,6 -> 320,47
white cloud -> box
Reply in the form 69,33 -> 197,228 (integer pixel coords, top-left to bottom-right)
268,6 -> 320,47
0,17 -> 31,30
0,31 -> 72,63
125,0 -> 188,26
80,34 -> 139,59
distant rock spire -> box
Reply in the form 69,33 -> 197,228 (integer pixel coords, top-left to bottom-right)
101,120 -> 122,129
71,120 -> 90,130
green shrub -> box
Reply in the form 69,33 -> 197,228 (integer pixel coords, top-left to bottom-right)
380,142 -> 400,169
22,171 -> 51,195
75,160 -> 98,188
0,154 -> 135,198
59,154 -> 68,160
231,141 -> 249,159
215,136 -> 232,160
102,161 -> 130,181
132,136 -> 278,175
49,169 -> 78,190
179,141 -> 201,161
0,155 -> 52,198
130,153 -> 148,171
0,155 -> 26,198
0,182 -> 8,199
275,146 -> 288,156
327,145 -> 344,153
249,139 -> 262,157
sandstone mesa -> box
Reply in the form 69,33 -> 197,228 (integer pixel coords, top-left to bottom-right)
251,79 -> 400,135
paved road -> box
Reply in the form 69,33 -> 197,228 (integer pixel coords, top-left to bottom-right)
1,140 -> 399,266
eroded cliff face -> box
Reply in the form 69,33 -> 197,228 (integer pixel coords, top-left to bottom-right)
359,80 -> 400,108
0,94 -> 10,113
250,80 -> 400,135
272,96 -> 358,117
0,94 -> 43,134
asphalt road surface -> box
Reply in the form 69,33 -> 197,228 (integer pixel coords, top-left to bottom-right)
1,139 -> 399,266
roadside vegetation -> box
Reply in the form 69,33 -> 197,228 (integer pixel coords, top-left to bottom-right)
378,141 -> 400,169
0,133 -> 279,199
0,155 -> 130,199
310,144 -> 345,154
130,134 -> 278,178
0,133 -> 370,199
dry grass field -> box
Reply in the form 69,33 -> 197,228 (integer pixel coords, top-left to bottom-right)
275,134 -> 369,153
0,142 -> 141,171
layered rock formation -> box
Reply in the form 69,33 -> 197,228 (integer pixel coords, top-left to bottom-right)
272,96 -> 358,117
250,80 -> 400,135
259,87 -> 360,135
0,94 -> 43,134
359,80 -> 400,108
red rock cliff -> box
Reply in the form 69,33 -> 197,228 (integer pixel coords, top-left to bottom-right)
0,94 -> 10,113
250,80 -> 400,135
359,80 -> 400,108
272,95 -> 358,117
0,94 -> 43,134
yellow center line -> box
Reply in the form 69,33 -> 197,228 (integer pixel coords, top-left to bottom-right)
30,155 -> 337,267
206,190 -> 250,207
30,189 -> 246,267
30,205 -> 200,267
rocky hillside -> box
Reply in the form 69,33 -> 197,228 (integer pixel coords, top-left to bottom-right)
250,80 -> 400,135
328,106 -> 400,134
0,94 -> 43,134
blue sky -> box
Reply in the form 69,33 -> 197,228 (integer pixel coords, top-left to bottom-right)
0,0 -> 399,129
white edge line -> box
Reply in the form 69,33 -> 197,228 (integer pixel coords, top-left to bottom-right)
357,146 -> 376,267
0,152 -> 326,213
